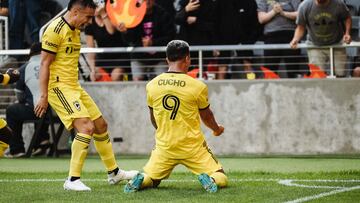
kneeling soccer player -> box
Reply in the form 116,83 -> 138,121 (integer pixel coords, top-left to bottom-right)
124,40 -> 227,193
0,68 -> 20,157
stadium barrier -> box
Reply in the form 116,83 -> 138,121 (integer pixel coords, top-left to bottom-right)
1,42 -> 360,79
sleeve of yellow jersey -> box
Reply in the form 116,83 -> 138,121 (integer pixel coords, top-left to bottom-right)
197,85 -> 210,110
41,27 -> 61,54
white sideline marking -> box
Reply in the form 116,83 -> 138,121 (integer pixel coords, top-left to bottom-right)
278,179 -> 360,203
284,185 -> 360,203
278,179 -> 343,189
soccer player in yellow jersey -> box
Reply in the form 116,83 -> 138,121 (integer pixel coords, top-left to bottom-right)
0,68 -> 20,157
124,40 -> 227,193
34,0 -> 137,191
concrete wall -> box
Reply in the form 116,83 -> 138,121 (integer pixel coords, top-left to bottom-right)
81,79 -> 360,155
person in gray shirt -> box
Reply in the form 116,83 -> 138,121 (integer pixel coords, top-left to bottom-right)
257,0 -> 302,78
5,42 -> 50,157
290,0 -> 351,77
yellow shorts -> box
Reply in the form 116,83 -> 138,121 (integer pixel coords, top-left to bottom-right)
143,142 -> 223,180
0,118 -> 7,129
48,84 -> 102,130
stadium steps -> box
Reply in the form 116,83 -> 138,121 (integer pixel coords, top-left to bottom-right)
0,86 -> 16,116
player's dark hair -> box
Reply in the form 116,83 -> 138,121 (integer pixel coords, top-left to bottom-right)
68,0 -> 97,11
166,40 -> 190,62
29,42 -> 42,57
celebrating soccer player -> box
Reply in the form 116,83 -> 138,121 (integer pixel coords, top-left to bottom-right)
124,40 -> 227,193
34,0 -> 137,191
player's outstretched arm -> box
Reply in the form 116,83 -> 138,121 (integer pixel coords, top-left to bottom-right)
34,51 -> 55,118
200,107 -> 224,136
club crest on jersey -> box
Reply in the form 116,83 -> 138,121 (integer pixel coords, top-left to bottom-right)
73,101 -> 81,111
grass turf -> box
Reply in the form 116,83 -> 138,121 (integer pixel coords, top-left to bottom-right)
1,157 -> 360,202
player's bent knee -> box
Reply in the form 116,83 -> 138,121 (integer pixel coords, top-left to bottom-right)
211,171 -> 228,188
73,118 -> 95,135
93,117 -> 108,134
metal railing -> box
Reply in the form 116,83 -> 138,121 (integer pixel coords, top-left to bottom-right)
1,42 -> 360,79
0,16 -> 8,50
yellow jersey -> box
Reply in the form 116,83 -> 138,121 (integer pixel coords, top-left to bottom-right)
146,72 -> 210,159
41,17 -> 81,87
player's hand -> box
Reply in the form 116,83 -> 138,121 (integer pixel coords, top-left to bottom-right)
185,0 -> 200,13
213,125 -> 224,136
289,39 -> 298,49
343,34 -> 351,44
34,95 -> 48,118
5,68 -> 20,84
187,16 -> 197,25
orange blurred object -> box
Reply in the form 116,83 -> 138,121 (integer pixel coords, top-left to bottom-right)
187,68 -> 207,79
260,66 -> 280,79
96,68 -> 112,82
106,0 -> 147,28
303,64 -> 327,78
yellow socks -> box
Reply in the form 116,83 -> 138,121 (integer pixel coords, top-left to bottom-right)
1,74 -> 10,85
0,118 -> 7,129
211,172 -> 228,188
93,131 -> 118,172
0,141 -> 9,157
69,133 -> 91,177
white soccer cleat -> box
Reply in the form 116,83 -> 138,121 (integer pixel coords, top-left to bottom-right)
63,178 -> 91,191
108,170 -> 139,185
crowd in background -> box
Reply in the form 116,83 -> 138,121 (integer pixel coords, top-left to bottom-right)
1,0 -> 360,81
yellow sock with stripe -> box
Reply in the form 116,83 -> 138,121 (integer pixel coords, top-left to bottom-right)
1,74 -> 10,85
210,172 -> 228,188
69,133 -> 91,177
141,173 -> 154,189
93,131 -> 118,172
0,141 -> 9,157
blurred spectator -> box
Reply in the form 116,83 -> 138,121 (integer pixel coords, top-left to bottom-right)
85,6 -> 130,81
155,0 -> 176,20
0,0 -> 8,16
8,0 -> 41,50
290,0 -> 352,77
122,0 -> 176,81
175,0 -> 217,75
5,43 -> 50,158
351,56 -> 360,77
257,0 -> 302,78
215,0 -> 261,79
0,0 -> 9,65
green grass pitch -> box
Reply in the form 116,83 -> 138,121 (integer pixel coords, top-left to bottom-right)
1,156 -> 360,202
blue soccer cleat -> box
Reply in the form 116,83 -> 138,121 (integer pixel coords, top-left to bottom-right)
198,173 -> 218,193
124,173 -> 144,193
